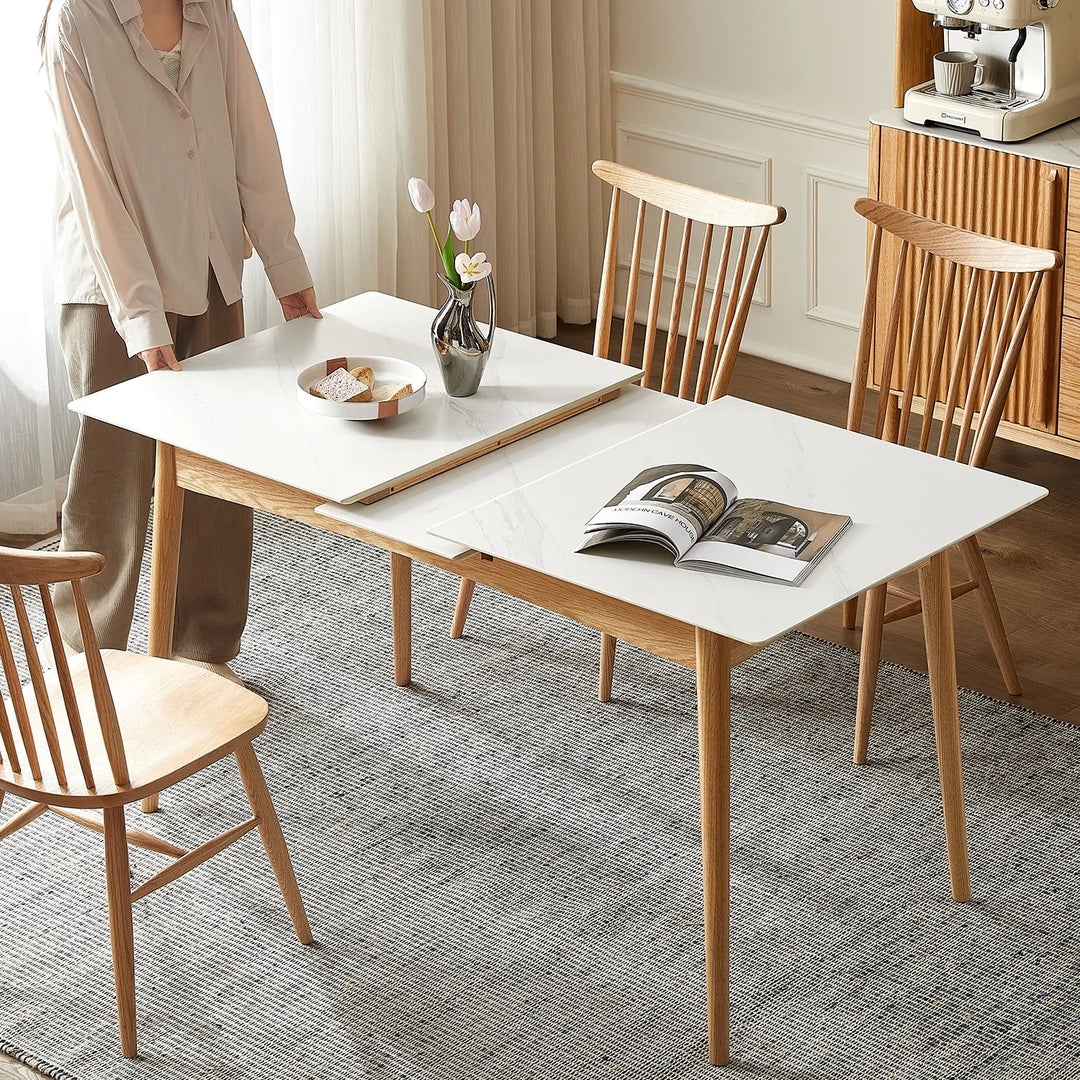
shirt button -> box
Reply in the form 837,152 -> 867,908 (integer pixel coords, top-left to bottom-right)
179,109 -> 190,120
209,231 -> 217,240
187,149 -> 196,160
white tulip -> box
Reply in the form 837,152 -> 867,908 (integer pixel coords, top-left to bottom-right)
408,176 -> 435,214
455,251 -> 492,283
450,198 -> 482,242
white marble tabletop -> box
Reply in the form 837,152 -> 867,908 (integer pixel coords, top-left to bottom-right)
315,384 -> 695,559
871,106 -> 1080,168
69,293 -> 643,505
429,397 -> 1047,645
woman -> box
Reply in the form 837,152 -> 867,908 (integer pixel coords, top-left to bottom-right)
41,0 -> 319,681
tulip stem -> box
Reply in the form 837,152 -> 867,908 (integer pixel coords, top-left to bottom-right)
425,211 -> 442,254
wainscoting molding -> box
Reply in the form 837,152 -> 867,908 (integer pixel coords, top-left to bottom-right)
610,72 -> 868,149
804,167 -> 868,331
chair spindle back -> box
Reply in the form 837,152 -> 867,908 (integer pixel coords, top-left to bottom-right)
849,198 -> 1062,468
591,160 -> 786,403
0,548 -> 127,791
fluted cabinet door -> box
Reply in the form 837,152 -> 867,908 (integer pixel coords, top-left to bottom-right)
872,126 -> 1065,432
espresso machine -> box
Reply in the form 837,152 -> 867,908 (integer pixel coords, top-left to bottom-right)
903,0 -> 1080,141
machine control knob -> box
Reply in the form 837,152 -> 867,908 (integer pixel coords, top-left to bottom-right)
947,0 -> 974,13
1037,0 -> 1059,9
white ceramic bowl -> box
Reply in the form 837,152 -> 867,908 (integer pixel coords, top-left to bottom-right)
296,355 -> 427,420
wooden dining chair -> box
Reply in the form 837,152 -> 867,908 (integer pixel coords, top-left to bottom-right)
0,546 -> 312,1058
843,197 -> 1061,764
449,160 -> 786,700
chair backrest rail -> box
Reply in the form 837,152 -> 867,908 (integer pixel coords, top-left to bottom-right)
38,583 -> 96,790
659,217 -> 694,396
619,198 -> 648,367
10,585 -> 67,787
0,603 -> 43,781
591,159 -> 784,405
694,226 -> 734,404
0,548 -> 128,792
70,580 -> 129,787
849,198 -> 1059,469
640,207 -> 670,388
678,222 -> 714,401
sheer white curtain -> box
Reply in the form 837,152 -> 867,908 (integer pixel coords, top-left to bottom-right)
0,4 -> 79,537
0,0 -> 610,537
234,0 -> 611,337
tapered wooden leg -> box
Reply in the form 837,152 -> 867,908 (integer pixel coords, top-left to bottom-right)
842,595 -> 859,630
919,551 -> 971,903
390,553 -> 412,687
450,578 -> 475,639
143,443 -> 186,815
853,583 -> 887,764
103,806 -> 137,1058
696,627 -> 732,1067
958,536 -> 1022,696
598,633 -> 616,702
235,742 -> 314,943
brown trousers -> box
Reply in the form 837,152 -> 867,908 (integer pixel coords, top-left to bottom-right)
55,276 -> 253,661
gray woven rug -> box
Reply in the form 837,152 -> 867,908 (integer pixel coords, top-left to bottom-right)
1,512 -> 1078,1080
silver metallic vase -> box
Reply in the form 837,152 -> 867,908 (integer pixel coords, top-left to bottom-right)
431,273 -> 496,398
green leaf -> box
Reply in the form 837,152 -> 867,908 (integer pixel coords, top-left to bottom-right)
441,230 -> 462,288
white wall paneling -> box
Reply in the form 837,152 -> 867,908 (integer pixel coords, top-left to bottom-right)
609,69 -> 873,383
805,167 -> 869,332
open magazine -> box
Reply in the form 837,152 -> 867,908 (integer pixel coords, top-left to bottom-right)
578,464 -> 850,585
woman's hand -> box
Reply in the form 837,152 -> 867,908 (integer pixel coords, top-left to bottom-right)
280,287 -> 322,322
140,345 -> 182,372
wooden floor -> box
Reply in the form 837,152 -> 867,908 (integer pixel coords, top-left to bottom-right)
0,1053 -> 40,1080
556,319 -> 1080,726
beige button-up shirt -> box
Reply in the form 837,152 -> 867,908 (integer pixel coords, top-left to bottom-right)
44,0 -> 312,356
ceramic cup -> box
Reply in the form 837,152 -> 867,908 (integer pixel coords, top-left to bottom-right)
933,51 -> 984,97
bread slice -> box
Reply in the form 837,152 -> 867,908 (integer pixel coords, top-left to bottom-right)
308,368 -> 372,403
348,365 -> 375,387
371,382 -> 412,402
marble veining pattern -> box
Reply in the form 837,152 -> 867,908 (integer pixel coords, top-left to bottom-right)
315,385 -> 695,560
69,293 -> 644,505
429,397 -> 1047,644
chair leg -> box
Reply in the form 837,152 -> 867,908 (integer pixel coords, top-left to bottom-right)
103,806 -> 138,1059
450,578 -> 476,639
842,595 -> 859,631
234,743 -> 314,944
599,633 -> 616,702
958,536 -> 1022,696
853,583 -> 888,764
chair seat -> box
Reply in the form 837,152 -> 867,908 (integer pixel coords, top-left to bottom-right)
0,651 -> 268,808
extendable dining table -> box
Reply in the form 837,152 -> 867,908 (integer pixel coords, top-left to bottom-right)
70,292 -> 1046,1066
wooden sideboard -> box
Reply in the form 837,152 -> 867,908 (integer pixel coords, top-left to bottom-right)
875,0 -> 1080,459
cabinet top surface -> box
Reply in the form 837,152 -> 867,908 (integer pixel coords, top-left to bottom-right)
871,106 -> 1080,169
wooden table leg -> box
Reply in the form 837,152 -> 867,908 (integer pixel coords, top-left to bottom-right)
142,442 -> 185,814
391,553 -> 412,687
918,551 -> 972,903
696,627 -> 732,1066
